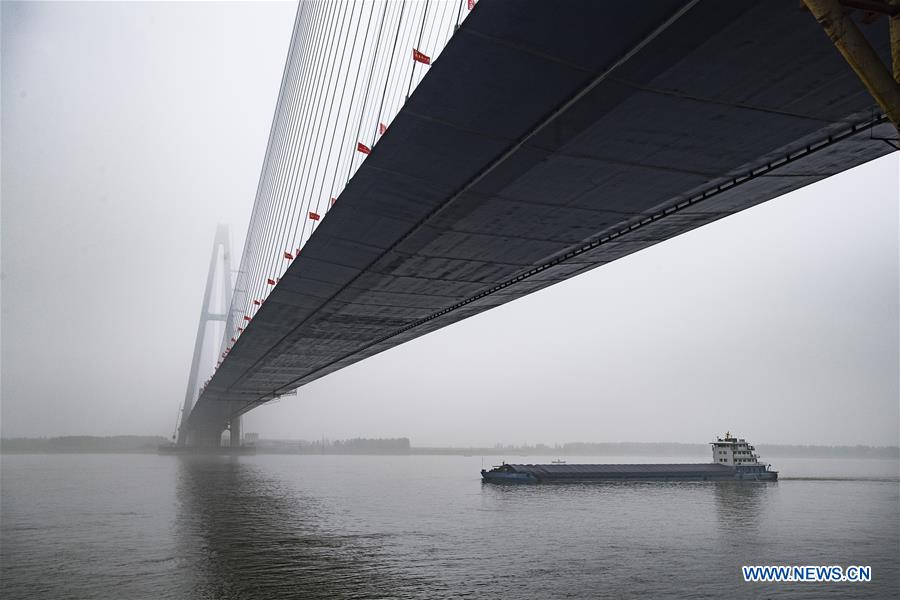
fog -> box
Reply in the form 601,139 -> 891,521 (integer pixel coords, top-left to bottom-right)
2,2 -> 898,447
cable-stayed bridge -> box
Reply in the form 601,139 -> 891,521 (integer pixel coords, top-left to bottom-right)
176,0 -> 898,446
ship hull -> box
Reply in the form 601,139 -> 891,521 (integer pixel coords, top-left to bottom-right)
481,464 -> 777,483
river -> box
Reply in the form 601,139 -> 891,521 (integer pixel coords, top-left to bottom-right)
1,453 -> 897,599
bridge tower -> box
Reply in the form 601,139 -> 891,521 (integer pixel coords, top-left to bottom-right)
175,224 -> 240,447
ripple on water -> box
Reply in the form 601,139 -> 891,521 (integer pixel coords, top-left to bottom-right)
1,454 -> 898,599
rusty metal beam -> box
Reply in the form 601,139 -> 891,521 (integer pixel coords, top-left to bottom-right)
839,0 -> 899,16
804,0 -> 900,133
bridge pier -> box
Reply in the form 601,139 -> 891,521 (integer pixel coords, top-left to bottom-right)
179,413 -> 243,449
229,416 -> 242,448
175,225 -> 233,446
185,422 -> 225,448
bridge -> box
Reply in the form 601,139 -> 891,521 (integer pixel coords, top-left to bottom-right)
176,0 -> 899,447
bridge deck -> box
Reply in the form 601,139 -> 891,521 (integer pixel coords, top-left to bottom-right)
188,0 -> 894,429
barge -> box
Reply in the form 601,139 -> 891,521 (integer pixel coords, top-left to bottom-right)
481,432 -> 777,482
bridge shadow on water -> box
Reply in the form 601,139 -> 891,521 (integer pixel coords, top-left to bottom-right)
172,457 -> 419,600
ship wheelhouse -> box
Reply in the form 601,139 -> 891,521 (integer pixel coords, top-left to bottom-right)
710,431 -> 768,473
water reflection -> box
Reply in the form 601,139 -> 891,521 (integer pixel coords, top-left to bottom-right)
711,480 -> 773,534
172,457 -> 414,599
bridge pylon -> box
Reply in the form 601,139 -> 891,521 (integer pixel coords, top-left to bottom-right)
175,224 -> 238,447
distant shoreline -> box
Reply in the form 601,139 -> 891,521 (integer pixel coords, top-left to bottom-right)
1,436 -> 898,459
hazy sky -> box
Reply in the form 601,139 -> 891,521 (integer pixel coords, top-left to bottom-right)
2,2 -> 898,447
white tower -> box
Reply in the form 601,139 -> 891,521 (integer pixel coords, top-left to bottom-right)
176,225 -> 235,446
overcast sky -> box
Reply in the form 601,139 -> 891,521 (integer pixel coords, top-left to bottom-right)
2,1 -> 898,447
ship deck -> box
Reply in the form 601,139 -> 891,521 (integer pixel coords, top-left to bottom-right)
498,463 -> 745,480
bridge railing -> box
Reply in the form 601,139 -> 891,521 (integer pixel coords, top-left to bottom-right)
215,0 -> 475,372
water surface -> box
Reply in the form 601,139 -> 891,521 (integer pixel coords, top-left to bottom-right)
2,454 -> 897,599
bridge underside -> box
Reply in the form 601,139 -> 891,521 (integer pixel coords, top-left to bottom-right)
186,0 -> 895,433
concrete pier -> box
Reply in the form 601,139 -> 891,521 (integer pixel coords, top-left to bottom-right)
229,416 -> 241,448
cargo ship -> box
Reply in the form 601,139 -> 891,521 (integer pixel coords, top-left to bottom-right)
481,432 -> 777,482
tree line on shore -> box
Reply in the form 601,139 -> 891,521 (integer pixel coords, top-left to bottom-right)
2,436 -> 897,458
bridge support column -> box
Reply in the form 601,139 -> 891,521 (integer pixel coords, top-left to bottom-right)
186,423 -> 225,448
229,416 -> 242,448
175,224 -> 233,446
